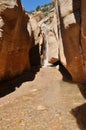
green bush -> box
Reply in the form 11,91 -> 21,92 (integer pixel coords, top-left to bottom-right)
36,6 -> 41,11
42,7 -> 48,12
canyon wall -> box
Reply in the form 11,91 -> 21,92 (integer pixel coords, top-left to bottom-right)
55,0 -> 86,83
1,0 -> 86,84
0,0 -> 34,80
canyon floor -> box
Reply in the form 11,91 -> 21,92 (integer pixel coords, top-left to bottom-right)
0,66 -> 86,130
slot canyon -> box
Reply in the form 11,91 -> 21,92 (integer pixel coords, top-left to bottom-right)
0,0 -> 86,130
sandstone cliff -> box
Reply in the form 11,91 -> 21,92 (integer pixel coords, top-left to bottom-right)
2,0 -> 86,83
0,0 -> 34,80
55,0 -> 86,83
31,4 -> 59,66
27,0 -> 86,83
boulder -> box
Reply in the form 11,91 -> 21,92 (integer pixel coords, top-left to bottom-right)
0,0 -> 33,80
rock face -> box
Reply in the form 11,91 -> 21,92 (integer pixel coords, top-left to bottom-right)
54,0 -> 86,83
32,8 -> 59,65
0,0 -> 33,80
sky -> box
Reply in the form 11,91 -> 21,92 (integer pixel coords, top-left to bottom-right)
21,0 -> 52,12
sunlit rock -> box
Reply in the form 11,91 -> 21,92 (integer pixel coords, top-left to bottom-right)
55,0 -> 86,83
0,0 -> 33,80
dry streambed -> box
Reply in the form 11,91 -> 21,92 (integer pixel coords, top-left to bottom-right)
0,67 -> 85,130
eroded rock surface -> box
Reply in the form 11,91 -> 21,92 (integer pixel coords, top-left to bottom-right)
33,8 -> 59,65
0,0 -> 34,80
55,0 -> 86,83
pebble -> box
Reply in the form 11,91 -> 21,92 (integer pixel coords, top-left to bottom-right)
37,105 -> 47,111
53,125 -> 58,130
30,89 -> 38,93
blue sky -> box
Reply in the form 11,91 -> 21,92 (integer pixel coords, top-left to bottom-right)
21,0 -> 52,12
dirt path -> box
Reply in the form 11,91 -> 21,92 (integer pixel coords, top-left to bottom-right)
0,67 -> 86,130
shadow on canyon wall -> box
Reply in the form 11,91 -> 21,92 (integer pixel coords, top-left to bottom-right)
29,44 -> 41,66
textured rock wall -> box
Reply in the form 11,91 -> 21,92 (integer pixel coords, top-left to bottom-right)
55,0 -> 86,83
0,0 -> 33,80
